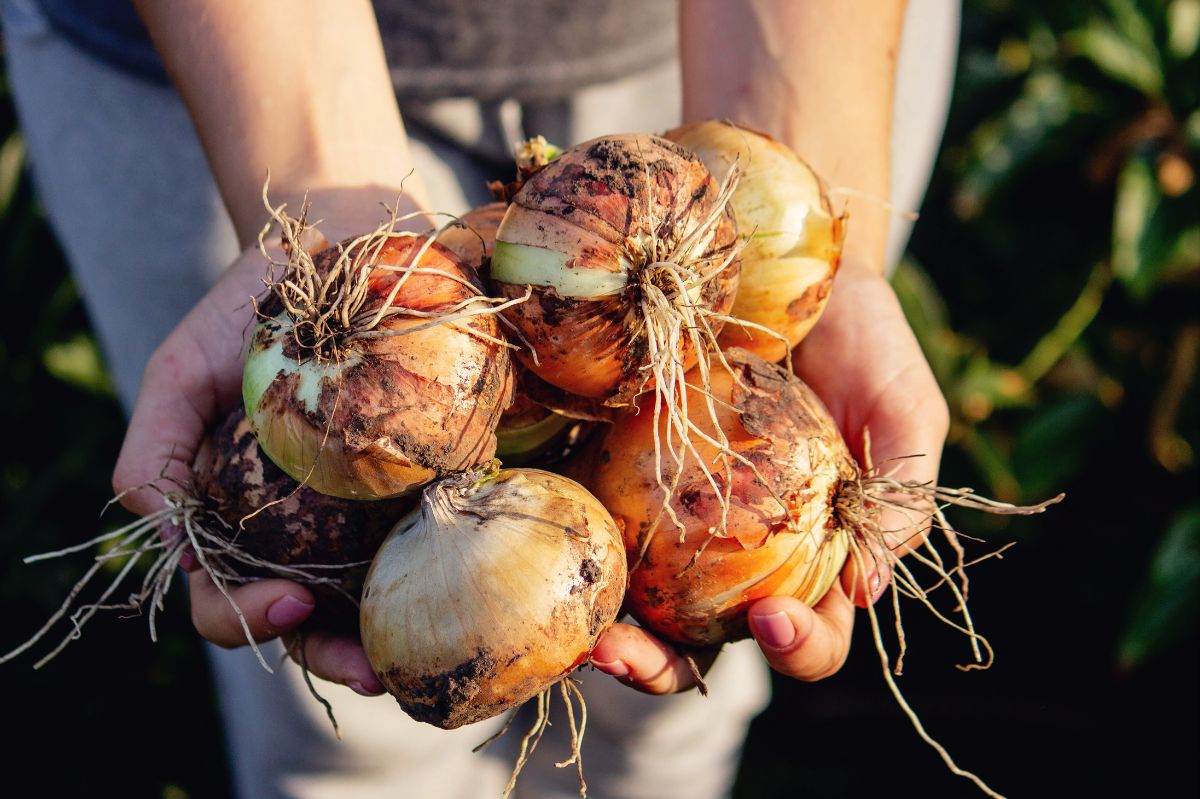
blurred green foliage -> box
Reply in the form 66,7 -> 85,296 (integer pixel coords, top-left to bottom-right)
1,2 -> 1195,797
896,0 -> 1198,670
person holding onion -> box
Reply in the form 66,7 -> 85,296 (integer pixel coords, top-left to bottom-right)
4,0 -> 959,796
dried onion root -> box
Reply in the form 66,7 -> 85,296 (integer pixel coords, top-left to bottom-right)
579,349 -> 1061,797
0,408 -> 410,671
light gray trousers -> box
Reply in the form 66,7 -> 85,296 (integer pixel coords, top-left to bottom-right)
4,0 -> 958,795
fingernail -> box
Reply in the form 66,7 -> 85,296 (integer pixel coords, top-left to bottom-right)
749,611 -> 796,650
177,546 -> 196,572
591,659 -> 630,678
267,595 -> 315,628
347,679 -> 385,697
869,565 -> 891,602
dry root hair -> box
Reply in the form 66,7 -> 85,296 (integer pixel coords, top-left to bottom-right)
255,179 -> 526,363
0,478 -> 364,673
474,677 -> 590,799
831,446 -> 1064,799
628,150 -> 795,569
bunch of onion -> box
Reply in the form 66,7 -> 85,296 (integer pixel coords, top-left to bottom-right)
1,407 -> 411,672
244,194 -> 517,500
360,463 -> 625,794
489,132 -> 758,562
579,348 -> 1061,797
665,120 -> 845,364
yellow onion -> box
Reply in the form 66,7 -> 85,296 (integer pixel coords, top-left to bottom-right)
490,133 -> 741,405
581,348 -> 854,647
435,201 -> 507,277
244,228 -> 513,500
666,120 -> 845,363
360,466 -> 626,729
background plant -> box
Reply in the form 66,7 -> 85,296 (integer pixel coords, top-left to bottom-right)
1,1 -> 1195,796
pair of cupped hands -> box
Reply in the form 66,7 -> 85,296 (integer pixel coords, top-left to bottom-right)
112,186 -> 949,699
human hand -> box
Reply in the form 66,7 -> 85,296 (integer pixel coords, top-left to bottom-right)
589,259 -> 949,690
111,186 -> 429,696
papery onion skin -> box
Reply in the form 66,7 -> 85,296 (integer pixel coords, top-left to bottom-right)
435,202 -> 507,277
666,121 -> 844,363
194,408 -> 414,629
490,133 -> 741,404
361,467 -> 626,729
244,234 -> 513,500
580,348 -> 855,647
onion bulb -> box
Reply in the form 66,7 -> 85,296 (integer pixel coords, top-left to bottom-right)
490,133 -> 741,406
244,207 -> 514,500
666,121 -> 844,363
581,348 -> 855,646
361,465 -> 626,729
195,408 -> 414,629
435,201 -> 507,277
2,406 -> 413,668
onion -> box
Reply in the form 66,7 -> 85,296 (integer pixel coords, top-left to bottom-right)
3,407 -> 412,668
581,348 -> 853,646
435,201 -> 507,277
195,408 -> 414,630
360,465 -> 625,730
666,120 -> 844,363
244,205 -> 514,500
490,133 -> 741,405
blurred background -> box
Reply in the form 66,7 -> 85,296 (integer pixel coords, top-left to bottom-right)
1,0 -> 1195,796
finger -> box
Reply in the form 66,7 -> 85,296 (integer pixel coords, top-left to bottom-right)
112,251 -> 265,517
188,570 -> 315,648
747,589 -> 854,682
112,333 -> 215,517
282,629 -> 385,696
589,622 -> 717,695
839,540 -> 892,609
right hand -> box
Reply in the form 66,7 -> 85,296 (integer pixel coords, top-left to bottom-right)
112,186 -> 428,697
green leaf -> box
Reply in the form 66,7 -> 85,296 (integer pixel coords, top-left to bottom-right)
1011,394 -> 1106,501
1065,20 -> 1164,96
0,132 -> 25,219
953,70 -> 1074,218
42,332 -> 114,397
1112,154 -> 1170,299
1118,507 -> 1200,669
1167,0 -> 1200,60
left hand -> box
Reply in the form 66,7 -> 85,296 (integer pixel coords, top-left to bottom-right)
590,259 -> 950,691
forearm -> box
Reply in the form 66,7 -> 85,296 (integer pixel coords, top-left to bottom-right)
134,0 -> 423,244
680,0 -> 906,271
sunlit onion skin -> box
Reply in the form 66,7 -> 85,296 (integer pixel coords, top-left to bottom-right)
490,134 -> 740,405
666,121 -> 844,363
361,467 -> 626,729
194,408 -> 414,629
244,235 -> 513,500
581,348 -> 855,647
435,202 -> 507,278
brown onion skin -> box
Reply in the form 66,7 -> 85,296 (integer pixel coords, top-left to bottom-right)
194,409 -> 414,630
435,202 -> 507,278
247,234 -> 514,500
361,468 -> 626,729
492,134 -> 741,406
580,349 -> 856,647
